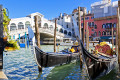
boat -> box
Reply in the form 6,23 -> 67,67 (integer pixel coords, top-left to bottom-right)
79,40 -> 117,80
27,26 -> 79,67
71,16 -> 117,80
60,38 -> 73,46
33,45 -> 80,67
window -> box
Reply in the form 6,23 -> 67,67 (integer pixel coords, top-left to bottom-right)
102,24 -> 106,28
106,23 -> 112,28
113,23 -> 116,28
60,28 -> 63,33
18,22 -> 24,29
99,31 -> 101,36
81,23 -> 83,26
25,21 -> 30,28
72,28 -> 74,32
91,16 -> 94,19
77,22 -> 78,26
66,24 -> 68,28
43,23 -> 48,29
85,17 -> 89,20
76,17 -> 78,20
92,29 -> 94,31
92,22 -> 94,26
102,31 -> 106,36
64,30 -> 67,35
94,32 -> 97,36
107,31 -> 110,35
94,25 -> 97,29
88,22 -> 91,27
68,32 -> 71,36
114,31 -> 116,35
49,25 -> 53,29
10,23 -> 17,31
76,13 -> 78,15
110,31 -> 112,35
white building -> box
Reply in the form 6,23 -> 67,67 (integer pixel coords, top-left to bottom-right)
8,12 -> 74,40
91,0 -> 118,18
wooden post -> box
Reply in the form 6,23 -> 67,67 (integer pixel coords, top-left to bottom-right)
86,22 -> 89,50
83,8 -> 85,45
116,23 -> 118,52
34,15 -> 40,48
112,24 -> 114,50
78,6 -> 83,67
118,1 -> 120,65
0,5 -> 3,69
34,15 -> 42,72
78,7 -> 82,39
54,19 -> 57,52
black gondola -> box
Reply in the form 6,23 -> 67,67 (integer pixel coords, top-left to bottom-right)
79,40 -> 117,80
33,45 -> 80,67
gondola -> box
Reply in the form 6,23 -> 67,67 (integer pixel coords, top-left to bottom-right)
33,45 -> 80,67
79,40 -> 117,80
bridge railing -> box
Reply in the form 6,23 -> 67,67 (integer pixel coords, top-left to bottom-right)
9,27 -> 75,39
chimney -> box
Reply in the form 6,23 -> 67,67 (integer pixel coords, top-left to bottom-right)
60,13 -> 62,17
88,11 -> 91,14
84,8 -> 87,14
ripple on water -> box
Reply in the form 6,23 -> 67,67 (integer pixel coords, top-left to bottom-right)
2,45 -> 102,80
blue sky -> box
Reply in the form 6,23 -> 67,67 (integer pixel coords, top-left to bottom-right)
0,0 -> 118,19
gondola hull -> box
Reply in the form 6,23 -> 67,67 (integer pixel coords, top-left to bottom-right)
34,46 -> 80,67
80,40 -> 117,80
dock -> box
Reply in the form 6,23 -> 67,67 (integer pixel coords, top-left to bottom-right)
0,70 -> 8,80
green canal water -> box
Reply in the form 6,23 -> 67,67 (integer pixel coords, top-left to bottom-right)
3,45 -> 120,80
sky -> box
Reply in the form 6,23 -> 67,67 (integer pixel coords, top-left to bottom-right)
0,0 -> 118,19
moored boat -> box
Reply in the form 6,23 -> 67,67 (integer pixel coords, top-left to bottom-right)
33,45 -> 80,67
79,40 -> 117,80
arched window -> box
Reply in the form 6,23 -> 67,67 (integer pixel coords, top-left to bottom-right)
114,31 -> 116,35
99,31 -> 101,36
49,25 -> 53,29
113,23 -> 116,28
110,31 -> 112,35
25,21 -> 30,28
64,30 -> 67,35
94,32 -> 97,36
68,32 -> 71,36
10,23 -> 17,31
18,22 -> 24,29
107,31 -> 110,35
102,31 -> 106,36
43,23 -> 48,29
102,24 -> 106,28
59,28 -> 63,33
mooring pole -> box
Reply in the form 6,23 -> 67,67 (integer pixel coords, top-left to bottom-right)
78,7 -> 82,39
117,1 -> 120,72
112,24 -> 114,50
86,22 -> 89,50
116,23 -> 118,52
34,15 -> 42,72
83,8 -> 85,46
0,5 -> 3,69
54,19 -> 57,52
78,6 -> 83,67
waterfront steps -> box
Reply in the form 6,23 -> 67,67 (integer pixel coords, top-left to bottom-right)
0,70 -> 8,80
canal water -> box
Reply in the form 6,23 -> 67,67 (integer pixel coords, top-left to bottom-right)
3,45 -> 119,80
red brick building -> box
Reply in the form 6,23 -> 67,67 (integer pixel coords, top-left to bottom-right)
81,14 -> 117,40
